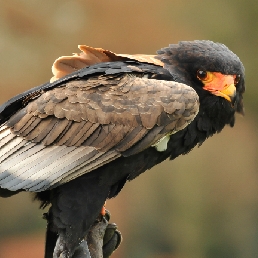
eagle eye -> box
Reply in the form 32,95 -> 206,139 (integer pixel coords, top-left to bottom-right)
197,70 -> 208,80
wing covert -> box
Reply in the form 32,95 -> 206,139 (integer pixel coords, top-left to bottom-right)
8,74 -> 199,149
0,73 -> 199,192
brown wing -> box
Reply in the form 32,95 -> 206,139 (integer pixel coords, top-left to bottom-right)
50,45 -> 163,82
118,54 -> 164,66
0,74 -> 198,192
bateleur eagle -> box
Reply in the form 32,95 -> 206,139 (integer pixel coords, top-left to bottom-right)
0,40 -> 245,257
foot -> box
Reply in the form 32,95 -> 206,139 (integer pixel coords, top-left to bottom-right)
45,209 -> 122,258
87,209 -> 122,258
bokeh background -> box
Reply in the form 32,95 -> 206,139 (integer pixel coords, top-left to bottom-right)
0,1 -> 257,257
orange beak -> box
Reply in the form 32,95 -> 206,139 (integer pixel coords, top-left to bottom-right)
202,72 -> 236,103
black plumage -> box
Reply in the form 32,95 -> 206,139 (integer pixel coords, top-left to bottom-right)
0,40 -> 245,257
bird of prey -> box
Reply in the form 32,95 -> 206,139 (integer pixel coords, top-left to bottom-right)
0,41 -> 245,257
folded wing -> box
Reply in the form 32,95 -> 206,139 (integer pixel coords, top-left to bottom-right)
0,71 -> 199,192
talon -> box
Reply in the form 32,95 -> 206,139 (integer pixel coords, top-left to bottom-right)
104,209 -> 111,222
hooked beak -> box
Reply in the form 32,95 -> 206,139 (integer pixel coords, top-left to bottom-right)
202,72 -> 236,105
213,83 -> 236,104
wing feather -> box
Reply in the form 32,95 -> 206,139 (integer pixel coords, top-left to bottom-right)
0,71 -> 199,192
12,112 -> 33,132
7,147 -> 85,191
0,129 -> 15,148
0,137 -> 27,163
51,150 -> 120,190
0,142 -> 38,168
68,122 -> 99,146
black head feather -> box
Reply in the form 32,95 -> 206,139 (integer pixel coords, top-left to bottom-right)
156,40 -> 245,115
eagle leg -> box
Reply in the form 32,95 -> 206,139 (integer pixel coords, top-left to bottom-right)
53,237 -> 91,258
73,240 -> 91,258
50,173 -> 111,257
87,210 -> 122,258
48,209 -> 121,258
53,234 -> 68,258
102,222 -> 122,257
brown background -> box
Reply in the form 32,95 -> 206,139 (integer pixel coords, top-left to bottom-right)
0,1 -> 257,257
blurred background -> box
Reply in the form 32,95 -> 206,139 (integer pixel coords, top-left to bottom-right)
0,0 -> 257,257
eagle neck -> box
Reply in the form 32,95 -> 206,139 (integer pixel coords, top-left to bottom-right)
167,98 -> 235,161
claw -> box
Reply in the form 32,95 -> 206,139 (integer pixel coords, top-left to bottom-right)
103,224 -> 122,258
104,209 -> 111,222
